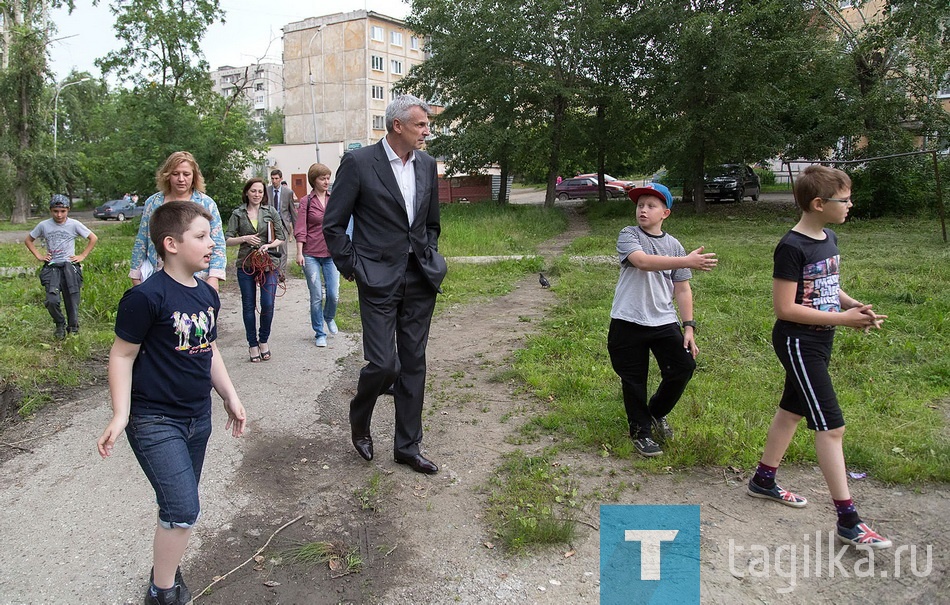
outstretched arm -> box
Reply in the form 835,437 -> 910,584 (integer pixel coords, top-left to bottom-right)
627,246 -> 718,272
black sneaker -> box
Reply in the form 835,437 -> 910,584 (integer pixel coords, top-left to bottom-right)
54,324 -> 66,340
144,585 -> 184,605
147,567 -> 191,605
633,436 -> 663,457
651,416 -> 674,443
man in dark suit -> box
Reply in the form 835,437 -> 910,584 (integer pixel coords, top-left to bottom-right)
324,95 -> 447,475
269,169 -> 297,277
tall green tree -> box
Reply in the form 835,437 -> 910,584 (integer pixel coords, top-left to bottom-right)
636,0 -> 842,212
93,0 -> 263,215
0,0 -> 75,223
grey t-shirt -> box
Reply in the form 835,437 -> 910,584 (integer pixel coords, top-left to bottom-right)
30,218 -> 92,264
609,226 -> 691,326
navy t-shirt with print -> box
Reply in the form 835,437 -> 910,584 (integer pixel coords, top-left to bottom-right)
772,228 -> 841,336
115,270 -> 220,417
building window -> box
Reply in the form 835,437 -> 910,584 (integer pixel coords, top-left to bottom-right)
410,36 -> 420,50
838,0 -> 853,7
373,115 -> 385,130
391,60 -> 403,75
372,85 -> 385,100
255,83 -> 264,91
371,26 -> 384,41
256,95 -> 265,103
391,31 -> 403,46
371,55 -> 384,71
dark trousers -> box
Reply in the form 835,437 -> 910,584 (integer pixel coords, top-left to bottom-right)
350,256 -> 436,458
607,319 -> 696,438
39,262 -> 82,330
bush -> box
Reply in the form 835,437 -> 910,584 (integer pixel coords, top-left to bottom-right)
847,155 -> 943,218
754,167 -> 776,186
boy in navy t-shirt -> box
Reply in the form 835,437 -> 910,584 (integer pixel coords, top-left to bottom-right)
747,165 -> 890,549
97,201 -> 246,605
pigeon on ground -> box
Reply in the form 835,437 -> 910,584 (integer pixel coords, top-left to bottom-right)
539,273 -> 551,288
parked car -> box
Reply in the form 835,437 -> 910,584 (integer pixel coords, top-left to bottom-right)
703,164 -> 761,202
556,177 -> 626,200
577,173 -> 635,188
93,198 -> 143,221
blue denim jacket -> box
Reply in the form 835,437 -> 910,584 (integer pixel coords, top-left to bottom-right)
128,191 -> 227,281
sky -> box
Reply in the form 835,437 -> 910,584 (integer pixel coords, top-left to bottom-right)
48,0 -> 411,80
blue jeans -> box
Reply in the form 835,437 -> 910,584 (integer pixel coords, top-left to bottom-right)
303,255 -> 339,338
237,267 -> 278,347
126,413 -> 212,529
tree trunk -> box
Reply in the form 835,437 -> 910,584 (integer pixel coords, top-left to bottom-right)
596,103 -> 607,203
497,158 -> 510,205
690,152 -> 707,215
544,94 -> 567,208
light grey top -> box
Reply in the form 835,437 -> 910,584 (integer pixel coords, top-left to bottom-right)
609,226 -> 691,326
30,218 -> 92,264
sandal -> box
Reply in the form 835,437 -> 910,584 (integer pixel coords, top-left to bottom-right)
260,344 -> 272,361
249,346 -> 262,363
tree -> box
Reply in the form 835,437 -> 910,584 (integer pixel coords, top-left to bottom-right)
0,0 -> 75,223
93,0 -> 264,215
635,0 -> 844,212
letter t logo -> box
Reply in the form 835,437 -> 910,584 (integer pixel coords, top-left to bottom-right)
625,530 -> 679,580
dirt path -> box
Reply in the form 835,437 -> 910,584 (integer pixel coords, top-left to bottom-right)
0,207 -> 946,604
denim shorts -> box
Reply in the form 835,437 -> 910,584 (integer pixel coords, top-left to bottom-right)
126,413 -> 212,529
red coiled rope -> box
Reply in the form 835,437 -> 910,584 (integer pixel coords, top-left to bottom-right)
241,249 -> 286,298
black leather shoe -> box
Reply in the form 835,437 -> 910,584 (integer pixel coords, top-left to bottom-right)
352,434 -> 374,461
395,454 -> 439,474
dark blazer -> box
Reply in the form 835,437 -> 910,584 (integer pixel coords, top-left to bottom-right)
270,184 -> 297,230
324,140 -> 447,295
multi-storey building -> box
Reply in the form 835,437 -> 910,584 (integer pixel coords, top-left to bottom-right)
271,10 -> 430,195
210,63 -> 285,128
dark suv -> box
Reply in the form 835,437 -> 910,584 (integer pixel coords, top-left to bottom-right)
703,164 -> 760,202
555,177 -> 626,200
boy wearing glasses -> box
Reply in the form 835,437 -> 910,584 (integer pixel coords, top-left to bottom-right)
748,165 -> 891,549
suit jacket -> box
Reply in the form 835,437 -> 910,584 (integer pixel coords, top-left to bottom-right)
271,184 -> 297,230
324,140 -> 447,296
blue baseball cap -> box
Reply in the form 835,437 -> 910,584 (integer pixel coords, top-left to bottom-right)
49,194 -> 71,209
626,183 -> 673,208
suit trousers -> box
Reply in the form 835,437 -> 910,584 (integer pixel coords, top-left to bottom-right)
350,255 -> 437,458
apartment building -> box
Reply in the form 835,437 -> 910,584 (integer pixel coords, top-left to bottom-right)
281,10 -> 428,166
210,63 -> 285,127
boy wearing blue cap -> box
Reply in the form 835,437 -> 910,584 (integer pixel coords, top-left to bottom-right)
25,194 -> 98,339
607,183 -> 718,457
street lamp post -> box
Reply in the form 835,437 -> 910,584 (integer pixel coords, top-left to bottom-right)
53,77 -> 91,159
308,25 -> 326,163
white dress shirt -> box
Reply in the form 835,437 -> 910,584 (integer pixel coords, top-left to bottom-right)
382,137 -> 416,226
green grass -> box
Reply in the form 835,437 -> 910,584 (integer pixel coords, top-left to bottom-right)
282,540 -> 364,575
512,200 -> 950,483
333,204 -> 565,333
0,220 -> 139,415
486,449 -> 578,554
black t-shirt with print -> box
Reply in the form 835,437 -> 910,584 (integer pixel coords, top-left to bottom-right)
115,270 -> 220,417
772,228 -> 841,335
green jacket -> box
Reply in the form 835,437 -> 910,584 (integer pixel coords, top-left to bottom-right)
226,204 -> 286,268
